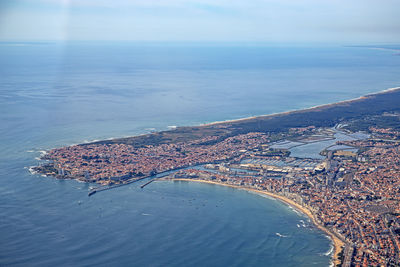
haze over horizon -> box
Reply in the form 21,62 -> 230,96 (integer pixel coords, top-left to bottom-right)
0,0 -> 399,44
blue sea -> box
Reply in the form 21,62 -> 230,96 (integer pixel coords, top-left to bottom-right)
1,42 -> 400,266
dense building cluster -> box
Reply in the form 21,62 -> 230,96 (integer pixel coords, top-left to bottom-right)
166,129 -> 400,267
39,132 -> 268,184
35,125 -> 400,266
302,141 -> 400,266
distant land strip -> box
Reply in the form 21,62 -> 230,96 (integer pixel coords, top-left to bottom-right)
88,87 -> 400,147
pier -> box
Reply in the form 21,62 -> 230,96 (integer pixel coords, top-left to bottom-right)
140,179 -> 155,188
88,174 -> 169,196
88,176 -> 149,196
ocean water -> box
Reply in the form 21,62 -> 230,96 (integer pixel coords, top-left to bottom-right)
1,42 -> 400,266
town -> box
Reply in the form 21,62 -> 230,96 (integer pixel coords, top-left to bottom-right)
165,128 -> 400,267
34,119 -> 400,266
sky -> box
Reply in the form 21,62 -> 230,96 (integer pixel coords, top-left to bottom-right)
0,0 -> 399,43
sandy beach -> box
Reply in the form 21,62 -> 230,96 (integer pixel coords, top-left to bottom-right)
201,86 -> 400,128
165,178 -> 345,266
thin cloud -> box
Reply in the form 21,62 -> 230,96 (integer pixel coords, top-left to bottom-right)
1,0 -> 400,42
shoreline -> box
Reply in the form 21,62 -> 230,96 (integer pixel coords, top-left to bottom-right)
165,178 -> 345,266
83,86 -> 400,148
200,86 -> 400,127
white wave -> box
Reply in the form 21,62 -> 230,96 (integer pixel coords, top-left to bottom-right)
276,233 -> 289,238
323,244 -> 334,256
82,139 -> 100,143
297,224 -> 300,228
80,135 -> 132,144
28,166 -> 38,175
141,213 -> 151,216
288,205 -> 302,216
380,86 -> 400,92
298,219 -> 308,227
26,150 -> 35,153
248,191 -> 276,201
167,125 -> 177,130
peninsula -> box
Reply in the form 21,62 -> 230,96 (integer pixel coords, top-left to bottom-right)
33,87 -> 400,266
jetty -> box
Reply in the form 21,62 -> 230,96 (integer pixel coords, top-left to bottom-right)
140,179 -> 155,188
88,174 -> 170,196
88,176 -> 149,196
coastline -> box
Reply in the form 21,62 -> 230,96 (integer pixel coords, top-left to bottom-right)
31,86 -> 399,264
86,86 -> 400,148
165,178 -> 344,266
200,86 -> 400,127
